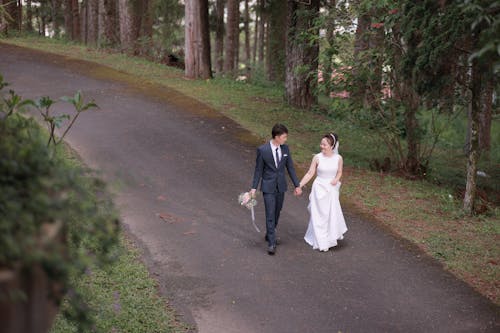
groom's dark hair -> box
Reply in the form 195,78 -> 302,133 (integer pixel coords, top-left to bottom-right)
272,123 -> 288,138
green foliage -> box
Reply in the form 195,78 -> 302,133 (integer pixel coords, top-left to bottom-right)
153,0 -> 184,57
460,0 -> 500,73
0,77 -> 119,331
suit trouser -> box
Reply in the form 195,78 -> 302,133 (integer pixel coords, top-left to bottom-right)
263,191 -> 285,246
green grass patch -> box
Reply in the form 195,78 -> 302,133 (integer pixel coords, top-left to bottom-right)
51,236 -> 190,333
2,36 -> 498,305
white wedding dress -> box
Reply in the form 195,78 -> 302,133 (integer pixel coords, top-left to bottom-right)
304,153 -> 348,251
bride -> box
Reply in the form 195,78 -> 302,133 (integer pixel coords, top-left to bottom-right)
299,133 -> 348,252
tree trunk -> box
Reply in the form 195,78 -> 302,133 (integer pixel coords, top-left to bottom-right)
244,0 -> 251,69
285,0 -> 320,109
101,0 -> 118,47
366,21 -> 384,108
479,60 -> 493,152
267,0 -> 287,81
252,0 -> 259,64
71,0 -> 80,40
184,0 -> 212,79
323,0 -> 336,97
224,0 -> 239,76
26,0 -> 33,32
352,11 -> 370,103
17,0 -> 21,31
215,0 -> 225,74
81,0 -> 88,43
119,0 -> 140,54
464,56 -> 482,214
139,0 -> 153,56
403,83 -> 421,174
86,0 -> 98,46
51,0 -> 62,37
257,0 -> 265,64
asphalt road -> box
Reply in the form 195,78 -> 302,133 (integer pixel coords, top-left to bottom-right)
1,43 -> 498,333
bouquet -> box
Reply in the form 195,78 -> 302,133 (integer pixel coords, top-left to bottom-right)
238,192 -> 260,232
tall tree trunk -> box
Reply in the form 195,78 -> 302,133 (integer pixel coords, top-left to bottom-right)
479,60 -> 493,152
71,0 -> 80,40
101,0 -> 118,47
86,0 -> 98,46
267,0 -> 287,81
215,0 -> 225,74
224,0 -> 239,76
252,0 -> 259,64
403,82 -> 421,174
464,56 -> 482,214
15,0 -> 22,31
257,0 -> 265,64
81,0 -> 88,43
139,0 -> 153,56
26,0 -> 33,32
323,0 -> 336,97
244,0 -> 251,69
352,11 -> 370,103
119,0 -> 140,54
185,0 -> 212,79
366,21 -> 384,108
285,0 -> 320,109
51,0 -> 62,37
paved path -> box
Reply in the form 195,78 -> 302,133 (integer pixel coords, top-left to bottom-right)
1,43 -> 498,333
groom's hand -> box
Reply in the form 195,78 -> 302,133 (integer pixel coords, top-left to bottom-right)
294,187 -> 302,196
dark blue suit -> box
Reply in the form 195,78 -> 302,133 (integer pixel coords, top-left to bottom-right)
251,143 -> 300,246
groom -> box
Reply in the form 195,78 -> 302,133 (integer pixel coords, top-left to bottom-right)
250,123 -> 302,255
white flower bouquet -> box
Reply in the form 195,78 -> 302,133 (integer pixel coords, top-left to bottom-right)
238,192 -> 260,232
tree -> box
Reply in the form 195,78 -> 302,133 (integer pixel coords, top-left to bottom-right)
118,0 -> 139,53
267,0 -> 287,81
462,0 -> 498,214
26,0 -> 34,32
185,0 -> 212,79
100,0 -> 119,47
214,0 -> 225,74
224,0 -> 239,76
64,0 -> 80,41
285,0 -> 320,109
244,0 -> 251,70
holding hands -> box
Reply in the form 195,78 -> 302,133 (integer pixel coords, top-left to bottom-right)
294,187 -> 303,196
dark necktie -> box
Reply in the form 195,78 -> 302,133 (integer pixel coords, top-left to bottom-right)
275,147 -> 280,167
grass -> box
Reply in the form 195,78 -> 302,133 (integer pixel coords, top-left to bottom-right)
51,236 -> 190,333
2,35 -> 498,305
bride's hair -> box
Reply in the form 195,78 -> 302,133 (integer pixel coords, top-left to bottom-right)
323,133 -> 338,147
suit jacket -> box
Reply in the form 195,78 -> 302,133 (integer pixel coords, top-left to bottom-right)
251,142 -> 300,193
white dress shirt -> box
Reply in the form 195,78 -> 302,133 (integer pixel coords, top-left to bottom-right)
270,140 -> 282,168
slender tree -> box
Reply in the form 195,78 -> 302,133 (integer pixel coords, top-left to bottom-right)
267,0 -> 287,81
215,0 -> 225,73
71,0 -> 80,40
257,0 -> 265,64
285,0 -> 320,109
224,0 -> 239,76
26,0 -> 34,32
244,0 -> 251,69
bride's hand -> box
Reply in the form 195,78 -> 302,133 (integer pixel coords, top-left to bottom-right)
330,179 -> 338,186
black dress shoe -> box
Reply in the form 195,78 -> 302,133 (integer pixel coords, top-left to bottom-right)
267,245 -> 276,255
265,235 -> 280,245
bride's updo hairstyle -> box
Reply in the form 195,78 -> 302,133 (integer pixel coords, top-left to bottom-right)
323,133 -> 338,148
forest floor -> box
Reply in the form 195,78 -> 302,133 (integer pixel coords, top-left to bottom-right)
1,36 -> 498,309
